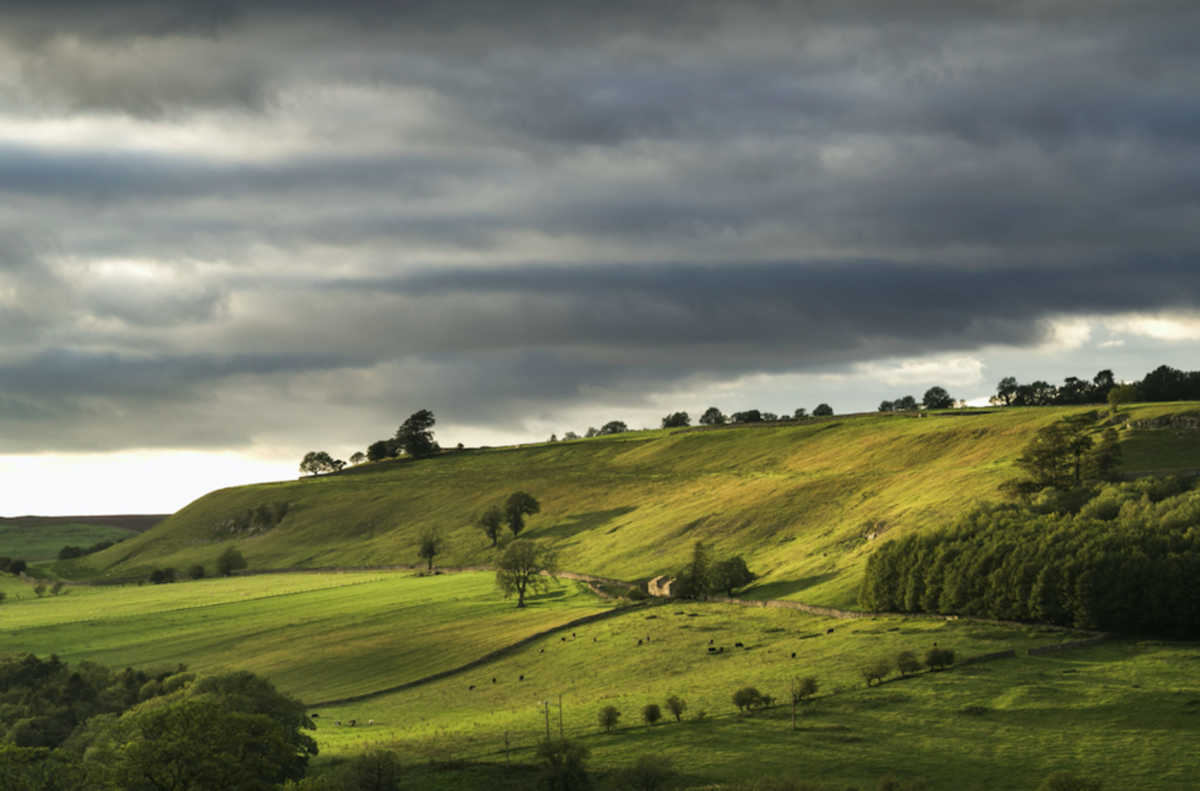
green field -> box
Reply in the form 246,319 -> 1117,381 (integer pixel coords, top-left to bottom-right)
2,570 -> 1196,790
0,571 -> 611,703
0,521 -> 140,562
62,403 -> 1200,610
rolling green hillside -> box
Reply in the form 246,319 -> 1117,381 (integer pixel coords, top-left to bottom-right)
63,403 -> 1200,608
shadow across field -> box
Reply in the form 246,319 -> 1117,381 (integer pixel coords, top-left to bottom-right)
536,506 -> 638,540
742,572 -> 840,600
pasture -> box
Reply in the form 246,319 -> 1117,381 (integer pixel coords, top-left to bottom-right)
64,403 -> 1200,609
0,570 -> 611,703
0,521 -> 139,563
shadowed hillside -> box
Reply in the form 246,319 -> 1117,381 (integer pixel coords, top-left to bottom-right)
63,403 -> 1200,608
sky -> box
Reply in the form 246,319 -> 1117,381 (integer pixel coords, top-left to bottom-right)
2,1 -> 1199,515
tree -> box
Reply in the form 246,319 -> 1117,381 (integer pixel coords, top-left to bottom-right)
598,420 -> 628,435
349,451 -> 366,466
664,695 -> 686,722
925,647 -> 955,670
479,505 -> 505,547
793,407 -> 808,419
366,439 -> 396,462
790,676 -> 818,729
710,556 -> 755,596
993,376 -> 1019,406
584,427 -> 599,438
495,539 -> 557,608
417,528 -> 442,571
7,559 -> 26,575
699,407 -> 726,425
217,547 -> 247,577
1107,383 -> 1138,412
536,738 -> 591,791
731,409 -> 763,423
922,386 -> 954,410
896,651 -> 922,676
504,491 -> 541,537
614,756 -> 674,791
563,431 -> 580,440
395,409 -> 438,458
878,400 -> 894,412
732,687 -> 763,712
187,564 -> 206,580
861,657 -> 891,686
1084,428 -> 1122,481
673,541 -> 714,599
641,703 -> 662,725
299,451 -> 335,476
661,411 -> 690,428
812,403 -> 833,416
598,705 -> 620,733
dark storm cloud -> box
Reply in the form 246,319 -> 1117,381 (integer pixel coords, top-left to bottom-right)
1,2 -> 1198,454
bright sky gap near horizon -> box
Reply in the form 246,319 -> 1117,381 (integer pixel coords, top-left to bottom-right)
1,2 -> 1198,516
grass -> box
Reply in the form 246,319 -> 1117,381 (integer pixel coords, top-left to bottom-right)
0,571 -> 612,703
3,569 -> 1197,789
0,522 -> 140,562
62,403 -> 1200,610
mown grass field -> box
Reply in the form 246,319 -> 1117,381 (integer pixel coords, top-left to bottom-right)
0,571 -> 611,703
4,569 -> 1196,789
61,403 -> 1200,610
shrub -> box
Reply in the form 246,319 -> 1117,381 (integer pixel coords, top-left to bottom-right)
665,695 -> 686,721
791,676 -> 819,704
598,705 -> 620,733
50,582 -> 65,596
615,755 -> 674,791
149,568 -> 176,585
896,650 -> 922,676
188,565 -> 206,580
0,591 -> 6,604
1037,771 -> 1103,791
861,658 -> 892,686
536,738 -> 591,791
642,703 -> 662,725
732,687 -> 763,712
33,583 -> 47,597
217,547 -> 247,577
925,648 -> 955,671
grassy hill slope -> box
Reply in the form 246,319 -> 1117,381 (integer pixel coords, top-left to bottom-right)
65,403 -> 1200,608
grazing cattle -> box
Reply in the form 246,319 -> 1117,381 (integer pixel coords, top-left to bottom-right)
311,713 -> 320,718
593,637 -> 598,643
572,632 -> 576,638
637,639 -> 643,646
335,721 -> 341,726
492,677 -> 497,684
561,637 -> 566,642
791,652 -> 796,658
826,628 -> 835,634
368,719 -> 374,726
708,646 -> 717,653
735,642 -> 744,648
539,648 -> 545,653
708,639 -> 714,645
348,719 -> 356,727
519,674 -> 525,681
469,685 -> 476,690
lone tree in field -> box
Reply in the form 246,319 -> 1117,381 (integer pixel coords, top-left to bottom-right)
349,451 -> 366,466
641,703 -> 662,726
217,547 -> 247,577
922,386 -> 955,410
495,539 -> 557,608
812,403 -> 834,416
479,505 -> 505,546
699,407 -> 726,425
661,411 -> 690,428
598,705 -> 620,733
395,408 -> 438,458
417,528 -> 442,571
504,491 -> 541,537
299,451 -> 336,476
665,695 -> 686,722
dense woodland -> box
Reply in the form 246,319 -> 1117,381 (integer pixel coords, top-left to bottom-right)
860,476 -> 1200,636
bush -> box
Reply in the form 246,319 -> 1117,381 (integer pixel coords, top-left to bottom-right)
615,755 -> 674,791
732,687 -> 764,712
33,583 -> 47,597
665,695 -> 686,722
50,582 -> 65,596
862,658 -> 892,686
896,650 -> 922,676
536,738 -> 591,791
149,568 -> 176,585
1037,771 -> 1103,791
925,648 -> 955,671
791,676 -> 819,704
217,547 -> 247,577
641,703 -> 661,725
598,705 -> 620,733
187,565 -> 206,580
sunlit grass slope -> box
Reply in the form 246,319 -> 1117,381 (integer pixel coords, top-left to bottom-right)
0,571 -> 610,703
68,403 -> 1200,608
0,522 -> 140,562
312,601 -> 1199,791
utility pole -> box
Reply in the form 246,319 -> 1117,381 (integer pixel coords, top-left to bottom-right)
543,699 -> 551,742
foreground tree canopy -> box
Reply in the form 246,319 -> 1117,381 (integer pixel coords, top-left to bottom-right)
0,656 -> 316,790
495,539 -> 557,607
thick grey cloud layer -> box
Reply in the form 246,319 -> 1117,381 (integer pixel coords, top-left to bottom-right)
1,2 -> 1199,453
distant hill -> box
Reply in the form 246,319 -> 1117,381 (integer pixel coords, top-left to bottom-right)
61,403 -> 1200,608
0,514 -> 166,562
